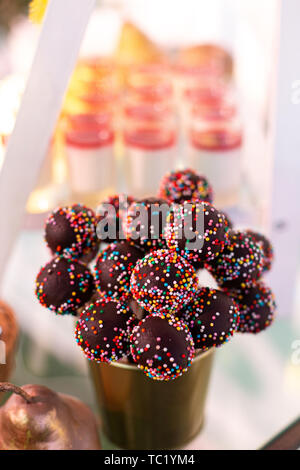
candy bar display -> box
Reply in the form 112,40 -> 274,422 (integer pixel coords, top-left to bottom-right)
34,168 -> 276,449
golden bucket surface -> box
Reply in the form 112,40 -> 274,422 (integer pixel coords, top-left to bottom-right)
89,349 -> 214,450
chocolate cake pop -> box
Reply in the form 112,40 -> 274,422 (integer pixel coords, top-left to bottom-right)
159,168 -> 213,204
96,194 -> 134,243
124,197 -> 169,251
207,231 -> 264,290
165,201 -> 228,265
131,249 -> 198,314
95,241 -> 144,299
45,204 -> 99,262
35,256 -> 95,315
130,314 -> 195,381
0,383 -> 101,450
180,288 -> 239,350
231,282 -> 276,334
246,230 -> 274,273
75,298 -> 134,362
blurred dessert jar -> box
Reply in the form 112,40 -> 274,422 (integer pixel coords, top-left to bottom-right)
173,43 -> 234,105
123,102 -> 177,197
127,63 -> 173,103
65,114 -> 115,200
187,100 -> 243,207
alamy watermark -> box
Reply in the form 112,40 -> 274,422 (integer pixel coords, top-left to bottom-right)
96,197 -> 204,251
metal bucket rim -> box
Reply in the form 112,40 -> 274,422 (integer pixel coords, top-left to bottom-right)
105,348 -> 213,372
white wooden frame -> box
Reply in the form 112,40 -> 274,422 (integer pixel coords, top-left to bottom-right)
267,0 -> 300,316
0,0 -> 95,287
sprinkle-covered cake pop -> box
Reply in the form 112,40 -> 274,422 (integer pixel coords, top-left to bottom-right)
124,197 -> 169,251
35,256 -> 95,315
131,249 -> 198,314
130,314 -> 195,381
158,169 -> 213,204
231,282 -> 276,334
75,298 -> 134,362
45,204 -> 99,261
96,194 -> 134,243
95,241 -> 144,299
207,231 -> 264,290
246,230 -> 274,273
165,201 -> 228,265
180,288 -> 239,350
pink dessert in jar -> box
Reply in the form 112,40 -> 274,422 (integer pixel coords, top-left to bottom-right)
65,114 -> 115,196
187,101 -> 243,207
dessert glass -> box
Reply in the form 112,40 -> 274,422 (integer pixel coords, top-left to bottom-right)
0,300 -> 19,404
123,102 -> 177,198
187,100 -> 243,207
65,117 -> 115,206
89,349 -> 214,450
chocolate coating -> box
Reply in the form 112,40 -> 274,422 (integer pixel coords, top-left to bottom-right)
131,249 -> 199,314
95,241 -> 144,299
45,204 -> 98,261
75,298 -> 134,362
246,230 -> 274,273
159,168 -> 213,204
231,282 -> 276,333
165,201 -> 228,264
207,231 -> 264,289
180,288 -> 239,350
96,194 -> 134,243
35,256 -> 95,315
130,314 -> 195,381
124,197 -> 169,250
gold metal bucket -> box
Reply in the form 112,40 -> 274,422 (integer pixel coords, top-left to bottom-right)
89,349 -> 214,450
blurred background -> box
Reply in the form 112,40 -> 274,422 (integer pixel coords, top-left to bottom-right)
0,0 -> 299,450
